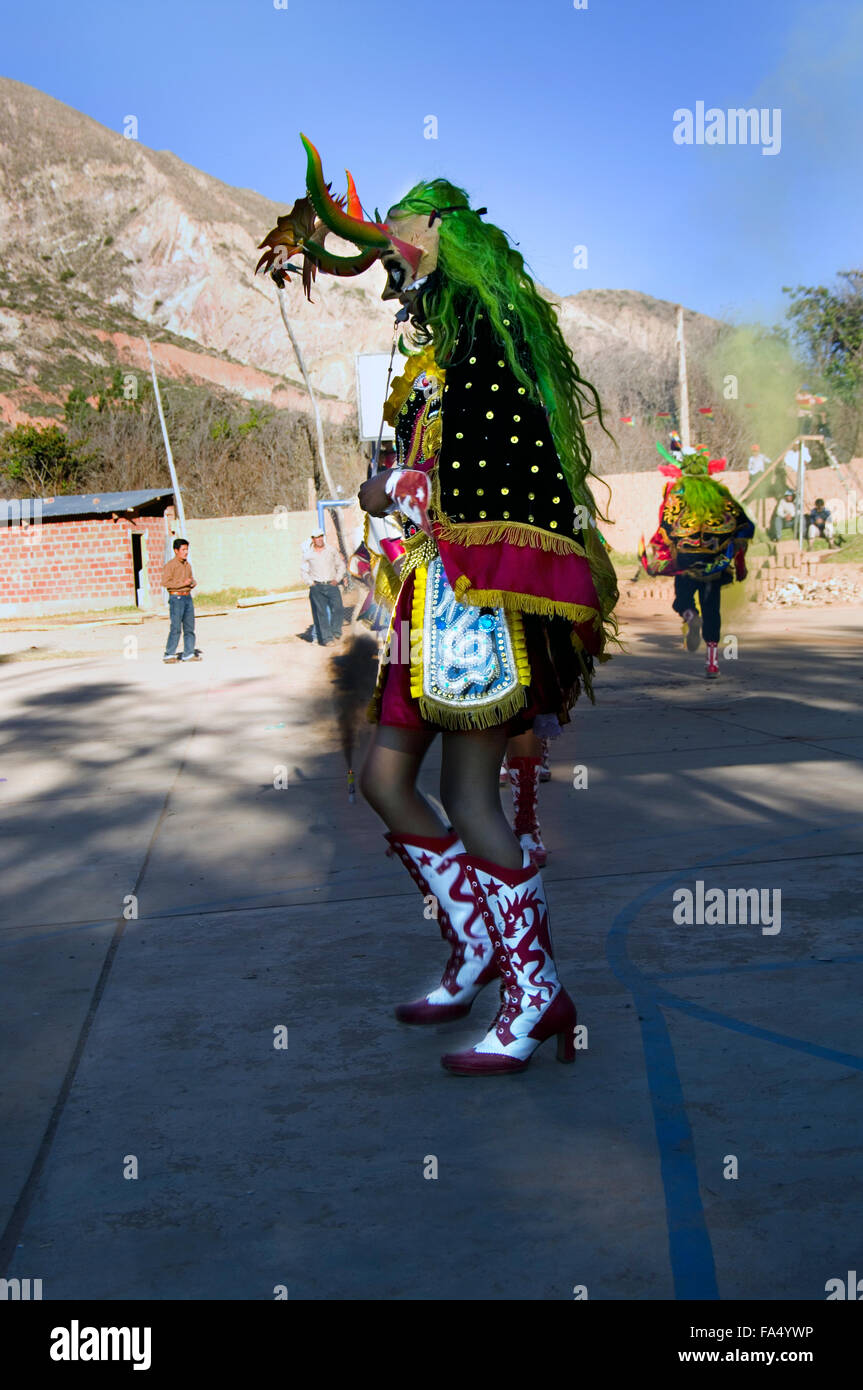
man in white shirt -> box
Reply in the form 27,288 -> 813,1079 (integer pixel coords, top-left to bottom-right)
747,445 -> 770,476
784,443 -> 811,472
301,529 -> 347,645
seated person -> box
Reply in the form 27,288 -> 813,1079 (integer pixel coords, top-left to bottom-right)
769,490 -> 798,541
806,498 -> 840,546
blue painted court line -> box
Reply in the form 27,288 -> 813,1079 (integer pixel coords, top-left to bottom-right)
605,820 -> 863,1301
653,985 -> 863,1071
652,953 -> 863,981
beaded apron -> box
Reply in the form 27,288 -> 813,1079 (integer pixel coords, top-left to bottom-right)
407,551 -> 531,730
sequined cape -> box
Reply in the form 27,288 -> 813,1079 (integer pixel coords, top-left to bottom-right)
365,327 -> 615,729
645,479 -> 755,579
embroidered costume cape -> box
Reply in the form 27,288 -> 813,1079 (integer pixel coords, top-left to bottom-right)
366,312 -> 618,730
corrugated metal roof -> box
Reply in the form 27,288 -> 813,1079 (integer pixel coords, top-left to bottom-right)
3,488 -> 175,520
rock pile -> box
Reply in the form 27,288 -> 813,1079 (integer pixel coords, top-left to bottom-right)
764,575 -> 862,606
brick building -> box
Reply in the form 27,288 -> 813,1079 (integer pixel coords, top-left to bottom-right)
0,488 -> 175,618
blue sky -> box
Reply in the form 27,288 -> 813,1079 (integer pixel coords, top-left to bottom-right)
3,0 -> 862,324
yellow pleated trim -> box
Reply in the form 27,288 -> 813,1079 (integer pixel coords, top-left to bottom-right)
452,574 -> 600,626
409,563 -> 427,697
434,516 -> 588,558
506,609 -> 532,686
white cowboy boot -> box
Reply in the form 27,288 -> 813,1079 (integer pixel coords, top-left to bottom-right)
385,832 -> 498,1023
441,852 -> 577,1075
507,755 -> 547,867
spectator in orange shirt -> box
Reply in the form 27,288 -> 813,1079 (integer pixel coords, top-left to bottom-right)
161,538 -> 201,662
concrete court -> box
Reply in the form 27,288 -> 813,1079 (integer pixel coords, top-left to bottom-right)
0,595 -> 861,1302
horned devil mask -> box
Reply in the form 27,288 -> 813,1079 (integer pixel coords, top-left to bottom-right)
256,135 -> 440,302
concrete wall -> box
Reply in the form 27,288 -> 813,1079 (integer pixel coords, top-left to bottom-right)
597,469 -> 751,554
597,462 -> 863,553
181,507 -> 363,596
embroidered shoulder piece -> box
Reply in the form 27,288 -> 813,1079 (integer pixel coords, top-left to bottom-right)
385,346 -> 445,470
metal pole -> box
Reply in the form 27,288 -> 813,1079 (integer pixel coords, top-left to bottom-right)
145,340 -> 187,533
276,285 -> 335,498
275,285 -> 348,558
797,437 -> 805,548
676,306 -> 691,451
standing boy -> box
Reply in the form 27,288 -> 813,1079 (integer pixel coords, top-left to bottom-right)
161,538 -> 201,662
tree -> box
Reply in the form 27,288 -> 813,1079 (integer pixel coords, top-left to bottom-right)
784,270 -> 863,458
784,271 -> 863,400
64,386 -> 93,428
0,424 -> 93,494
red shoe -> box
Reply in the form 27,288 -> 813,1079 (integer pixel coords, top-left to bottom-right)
386,833 -> 498,1024
508,755 -> 547,868
705,641 -> 720,678
441,853 -> 577,1075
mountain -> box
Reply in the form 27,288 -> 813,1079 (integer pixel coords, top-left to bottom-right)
0,77 -> 719,467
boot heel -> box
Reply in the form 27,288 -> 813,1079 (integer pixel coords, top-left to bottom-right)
556,1028 -> 576,1063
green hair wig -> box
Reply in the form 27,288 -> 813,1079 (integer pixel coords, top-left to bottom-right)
388,180 -> 606,517
673,451 -> 737,525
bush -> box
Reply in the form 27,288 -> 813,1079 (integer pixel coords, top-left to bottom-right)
0,424 -> 93,494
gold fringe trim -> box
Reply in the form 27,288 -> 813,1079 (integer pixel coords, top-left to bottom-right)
373,556 -> 402,610
434,517 -> 588,558
452,576 -> 600,626
409,564 -> 427,697
417,683 -> 528,731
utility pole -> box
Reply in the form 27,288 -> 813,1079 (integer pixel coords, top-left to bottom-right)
797,436 -> 806,548
145,340 -> 187,533
275,284 -> 347,556
676,305 -> 691,451
276,285 -> 336,499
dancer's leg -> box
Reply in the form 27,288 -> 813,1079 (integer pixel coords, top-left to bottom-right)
672,575 -> 698,618
359,722 -> 443,836
508,730 -> 542,758
700,581 -> 722,644
440,726 -> 522,870
363,723 -> 499,1022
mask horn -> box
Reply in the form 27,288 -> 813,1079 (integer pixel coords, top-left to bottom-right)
345,171 -> 363,221
302,135 -> 389,249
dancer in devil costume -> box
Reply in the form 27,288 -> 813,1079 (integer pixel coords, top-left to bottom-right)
258,138 -> 617,1074
640,446 -> 754,678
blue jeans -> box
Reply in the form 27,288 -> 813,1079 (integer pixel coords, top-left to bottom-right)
165,595 -> 196,657
308,582 -> 343,644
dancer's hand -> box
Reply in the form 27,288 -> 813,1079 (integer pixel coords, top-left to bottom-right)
392,470 -> 432,535
358,473 -> 392,516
